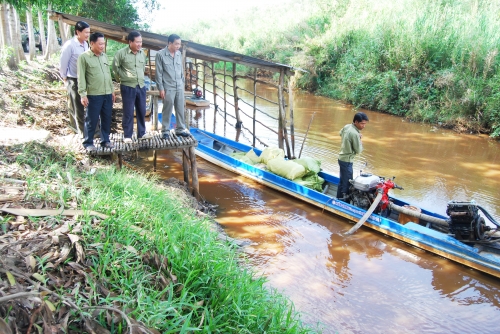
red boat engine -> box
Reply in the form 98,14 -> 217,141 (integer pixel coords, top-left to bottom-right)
348,173 -> 403,216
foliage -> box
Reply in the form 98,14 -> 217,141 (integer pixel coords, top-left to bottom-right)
168,0 -> 500,135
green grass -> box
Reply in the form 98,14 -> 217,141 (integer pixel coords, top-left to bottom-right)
1,142 -> 313,333
163,0 -> 500,136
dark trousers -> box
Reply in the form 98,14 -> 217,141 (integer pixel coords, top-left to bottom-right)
66,78 -> 85,136
83,94 -> 112,147
337,160 -> 353,200
121,84 -> 147,138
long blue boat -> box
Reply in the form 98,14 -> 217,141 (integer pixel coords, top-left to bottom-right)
189,127 -> 500,278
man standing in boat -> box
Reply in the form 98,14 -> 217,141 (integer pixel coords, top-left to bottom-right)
155,34 -> 190,139
337,112 -> 369,201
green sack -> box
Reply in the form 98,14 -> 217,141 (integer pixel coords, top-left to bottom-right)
245,149 -> 261,164
259,146 -> 285,164
267,158 -> 307,180
294,157 -> 321,174
240,155 -> 254,165
231,152 -> 246,160
293,174 -> 325,192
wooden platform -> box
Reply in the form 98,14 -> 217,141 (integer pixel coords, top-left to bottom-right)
87,131 -> 197,155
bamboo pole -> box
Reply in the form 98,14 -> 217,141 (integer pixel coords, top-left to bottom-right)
288,75 -> 296,158
181,45 -> 187,90
212,61 -> 217,110
253,68 -> 257,147
232,63 -> 242,128
278,69 -> 292,158
189,146 -> 200,200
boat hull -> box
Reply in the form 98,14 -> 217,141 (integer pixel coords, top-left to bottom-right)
190,128 -> 500,278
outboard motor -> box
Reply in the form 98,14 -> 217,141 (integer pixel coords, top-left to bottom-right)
446,201 -> 490,241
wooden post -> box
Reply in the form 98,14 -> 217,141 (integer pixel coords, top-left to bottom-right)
202,62 -> 206,99
232,63 -> 242,128
57,16 -> 67,44
153,150 -> 157,172
182,148 -> 190,185
212,61 -> 217,110
288,74 -> 296,158
152,87 -> 159,131
223,61 -> 227,113
253,68 -> 257,147
147,48 -> 152,79
277,69 -> 284,150
181,44 -> 187,90
189,146 -> 200,200
278,69 -> 292,157
118,153 -> 123,170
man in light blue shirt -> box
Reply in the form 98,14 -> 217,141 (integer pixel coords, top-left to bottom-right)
59,21 -> 90,137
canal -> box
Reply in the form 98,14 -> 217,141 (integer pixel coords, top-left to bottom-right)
136,81 -> 500,333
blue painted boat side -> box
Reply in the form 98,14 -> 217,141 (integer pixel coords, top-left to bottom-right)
190,128 -> 500,275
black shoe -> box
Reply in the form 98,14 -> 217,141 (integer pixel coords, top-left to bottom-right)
161,133 -> 170,140
176,130 -> 190,137
101,142 -> 114,149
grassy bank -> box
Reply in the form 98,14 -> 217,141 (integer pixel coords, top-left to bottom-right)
0,56 -> 313,332
170,0 -> 500,137
0,142 -> 312,332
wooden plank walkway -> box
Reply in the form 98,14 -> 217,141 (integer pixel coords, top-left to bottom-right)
84,130 -> 201,200
87,131 -> 197,155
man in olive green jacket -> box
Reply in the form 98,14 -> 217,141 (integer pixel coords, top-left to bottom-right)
77,32 -> 115,151
337,112 -> 369,201
112,31 -> 152,143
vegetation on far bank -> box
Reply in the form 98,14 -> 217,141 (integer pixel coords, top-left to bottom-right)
170,0 -> 500,137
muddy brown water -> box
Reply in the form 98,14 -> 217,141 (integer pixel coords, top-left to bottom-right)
135,81 -> 500,333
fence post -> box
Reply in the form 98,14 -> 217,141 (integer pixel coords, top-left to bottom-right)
253,68 -> 257,147
202,62 -> 206,98
232,63 -> 242,128
212,61 -> 217,111
278,69 -> 292,157
288,74 -> 296,158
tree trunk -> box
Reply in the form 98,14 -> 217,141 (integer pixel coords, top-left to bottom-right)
0,2 -> 16,68
6,4 -> 19,65
44,3 -> 59,60
26,7 -> 35,60
12,5 -> 25,61
0,2 -> 7,50
37,9 -> 46,53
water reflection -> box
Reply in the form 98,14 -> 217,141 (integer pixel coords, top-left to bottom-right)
134,150 -> 500,333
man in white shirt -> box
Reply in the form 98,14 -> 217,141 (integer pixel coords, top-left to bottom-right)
59,21 -> 90,137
